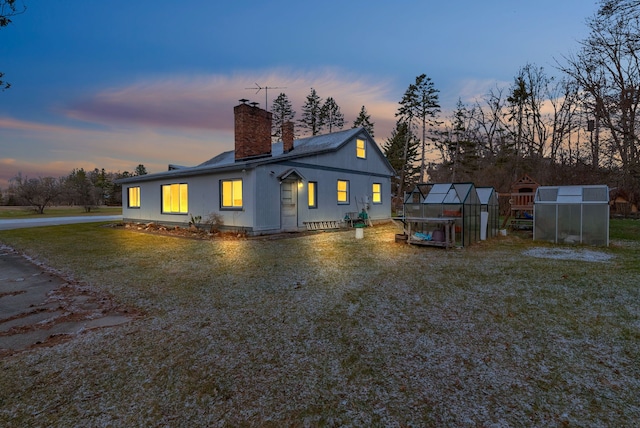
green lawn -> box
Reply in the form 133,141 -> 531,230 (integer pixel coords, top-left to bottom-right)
0,221 -> 638,426
0,205 -> 122,218
610,217 -> 640,241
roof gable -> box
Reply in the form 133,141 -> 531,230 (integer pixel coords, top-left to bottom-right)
196,128 -> 393,170
118,127 -> 393,184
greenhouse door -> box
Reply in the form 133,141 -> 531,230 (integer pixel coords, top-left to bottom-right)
281,179 -> 298,231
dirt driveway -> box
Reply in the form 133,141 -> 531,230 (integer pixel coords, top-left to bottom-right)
0,245 -> 135,356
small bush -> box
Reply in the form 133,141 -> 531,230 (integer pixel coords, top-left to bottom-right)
203,212 -> 224,233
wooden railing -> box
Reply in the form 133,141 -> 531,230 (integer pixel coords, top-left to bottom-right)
502,192 -> 535,211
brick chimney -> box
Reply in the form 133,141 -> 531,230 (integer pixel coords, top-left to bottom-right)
234,101 -> 272,161
282,121 -> 294,153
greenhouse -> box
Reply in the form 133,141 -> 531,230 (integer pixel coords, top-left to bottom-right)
533,185 -> 610,246
403,183 -> 481,247
476,187 -> 499,240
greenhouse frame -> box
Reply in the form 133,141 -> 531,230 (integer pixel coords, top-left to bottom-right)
533,185 -> 610,246
403,183 -> 481,247
477,187 -> 499,240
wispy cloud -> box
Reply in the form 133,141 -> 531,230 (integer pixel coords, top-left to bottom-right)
0,116 -> 232,188
65,68 -> 401,137
2,70 -> 520,190
0,117 -> 84,134
0,158 -> 77,188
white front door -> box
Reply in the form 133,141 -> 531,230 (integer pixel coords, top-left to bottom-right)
281,180 -> 298,231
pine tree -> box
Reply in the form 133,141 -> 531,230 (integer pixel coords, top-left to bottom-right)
134,164 -> 148,176
320,97 -> 345,133
397,74 -> 441,182
271,92 -> 296,140
352,105 -> 375,137
383,120 -> 420,203
298,88 -> 323,136
434,99 -> 480,182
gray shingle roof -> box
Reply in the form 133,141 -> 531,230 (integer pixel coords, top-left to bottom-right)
198,127 -> 363,168
117,127 -> 369,184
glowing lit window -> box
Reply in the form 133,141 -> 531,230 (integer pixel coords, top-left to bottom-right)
161,183 -> 188,214
337,180 -> 349,204
221,179 -> 243,209
372,183 -> 382,204
308,181 -> 317,208
356,138 -> 366,158
128,187 -> 140,208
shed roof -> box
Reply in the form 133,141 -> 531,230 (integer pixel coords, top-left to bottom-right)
476,187 -> 498,205
408,183 -> 478,204
534,185 -> 609,204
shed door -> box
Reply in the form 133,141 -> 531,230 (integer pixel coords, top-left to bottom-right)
281,179 -> 298,231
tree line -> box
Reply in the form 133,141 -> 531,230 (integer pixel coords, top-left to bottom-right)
1,165 -> 147,213
384,0 -> 640,209
270,88 -> 375,139
5,0 -> 639,211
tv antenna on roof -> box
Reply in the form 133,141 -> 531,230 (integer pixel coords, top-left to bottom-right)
245,83 -> 286,111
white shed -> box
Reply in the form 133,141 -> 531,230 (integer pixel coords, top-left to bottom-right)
533,185 -> 609,246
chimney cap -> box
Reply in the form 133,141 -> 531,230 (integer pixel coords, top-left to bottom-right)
249,102 -> 259,108
239,98 -> 249,104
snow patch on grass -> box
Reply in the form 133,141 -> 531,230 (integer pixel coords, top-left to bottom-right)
523,247 -> 614,262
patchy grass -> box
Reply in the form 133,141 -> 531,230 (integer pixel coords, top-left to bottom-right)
0,206 -> 122,219
0,221 -> 639,426
610,217 -> 640,241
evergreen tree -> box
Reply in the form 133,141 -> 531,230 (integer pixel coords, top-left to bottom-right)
383,120 -> 420,205
65,168 -> 97,212
397,74 -> 441,182
352,105 -> 375,137
320,97 -> 345,133
298,88 -> 323,136
134,164 -> 148,176
434,99 -> 480,182
271,92 -> 296,140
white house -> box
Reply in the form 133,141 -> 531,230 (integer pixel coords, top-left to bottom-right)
118,101 -> 395,235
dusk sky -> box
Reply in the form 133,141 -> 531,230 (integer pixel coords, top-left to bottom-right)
0,1 -> 600,188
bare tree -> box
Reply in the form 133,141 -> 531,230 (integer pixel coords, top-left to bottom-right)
9,174 -> 61,214
559,3 -> 640,197
504,64 -> 556,158
599,0 -> 640,17
546,78 -> 583,165
1,0 -> 26,91
470,86 -> 508,158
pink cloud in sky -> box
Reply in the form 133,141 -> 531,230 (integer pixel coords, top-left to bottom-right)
0,116 -> 233,188
0,158 -> 78,189
1,68 -> 420,189
65,69 -> 400,138
0,117 -> 85,134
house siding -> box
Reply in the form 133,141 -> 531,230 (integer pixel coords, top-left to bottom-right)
253,166 -> 282,232
120,128 -> 393,235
